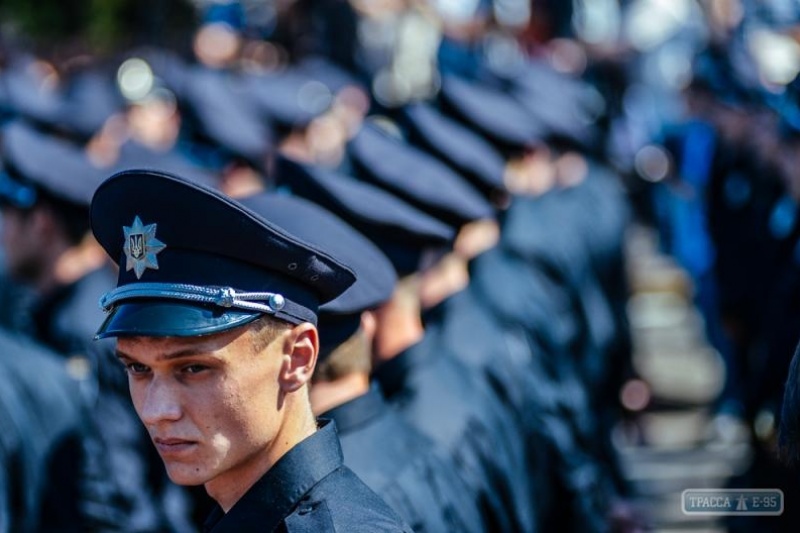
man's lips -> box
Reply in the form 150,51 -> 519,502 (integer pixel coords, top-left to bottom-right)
153,437 -> 197,456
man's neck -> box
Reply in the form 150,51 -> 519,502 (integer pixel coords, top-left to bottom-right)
205,401 -> 318,513
372,309 -> 424,365
310,373 -> 371,416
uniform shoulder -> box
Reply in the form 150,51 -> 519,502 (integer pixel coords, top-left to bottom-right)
284,466 -> 412,532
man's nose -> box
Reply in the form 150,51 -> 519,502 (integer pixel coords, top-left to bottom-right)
138,377 -> 183,426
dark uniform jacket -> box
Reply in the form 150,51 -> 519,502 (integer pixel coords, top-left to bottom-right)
0,329 -> 121,531
203,419 -> 412,532
323,385 -> 483,533
373,333 -> 535,533
428,286 -> 614,532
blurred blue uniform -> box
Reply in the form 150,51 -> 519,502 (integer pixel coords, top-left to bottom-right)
374,331 -> 536,532
0,328 -> 122,531
425,277 -> 613,532
323,385 -> 484,533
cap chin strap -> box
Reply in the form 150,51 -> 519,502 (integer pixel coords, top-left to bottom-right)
98,282 -> 315,325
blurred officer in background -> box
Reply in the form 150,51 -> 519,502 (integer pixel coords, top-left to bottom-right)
90,168 -> 412,532
0,121 -> 111,353
343,126 -> 534,532
396,92 -> 633,530
423,70 -> 634,529
0,121 -> 195,531
0,329 -> 123,532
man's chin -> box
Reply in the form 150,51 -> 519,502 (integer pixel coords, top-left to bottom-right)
163,462 -> 212,486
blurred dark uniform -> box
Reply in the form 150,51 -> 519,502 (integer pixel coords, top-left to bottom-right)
431,72 -> 632,529
428,263 -> 615,532
0,327 -> 121,531
373,315 -> 535,533
393,95 -> 618,530
325,385 -> 484,532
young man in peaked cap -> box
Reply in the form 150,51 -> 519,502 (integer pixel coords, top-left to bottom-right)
90,169 -> 411,532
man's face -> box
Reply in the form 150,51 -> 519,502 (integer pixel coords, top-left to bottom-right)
115,324 -> 288,489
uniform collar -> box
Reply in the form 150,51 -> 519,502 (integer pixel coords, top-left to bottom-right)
203,418 -> 343,533
321,384 -> 388,434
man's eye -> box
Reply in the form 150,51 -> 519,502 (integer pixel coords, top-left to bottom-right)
182,364 -> 208,375
125,362 -> 149,375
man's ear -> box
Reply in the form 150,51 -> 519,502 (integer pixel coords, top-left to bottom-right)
360,311 -> 377,343
279,322 -> 319,392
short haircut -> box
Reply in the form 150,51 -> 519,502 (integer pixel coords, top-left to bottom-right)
249,314 -> 292,353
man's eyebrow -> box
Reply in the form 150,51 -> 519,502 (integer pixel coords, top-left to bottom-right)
115,347 -> 214,362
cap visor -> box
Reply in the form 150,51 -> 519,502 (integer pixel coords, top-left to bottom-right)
95,301 -> 263,339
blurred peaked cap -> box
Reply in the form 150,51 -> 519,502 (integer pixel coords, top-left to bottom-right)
244,69 -> 332,129
0,60 -> 122,141
0,59 -> 63,128
510,59 -> 602,116
240,192 -> 395,313
274,156 -> 455,276
90,169 -> 356,338
140,49 -> 192,97
274,156 -> 455,245
0,120 -> 107,208
509,70 -> 600,149
439,74 -> 544,150
180,67 -> 272,166
240,193 -> 397,355
401,102 -> 506,195
112,141 -> 222,189
348,121 -> 495,227
59,69 -> 124,139
294,56 -> 367,95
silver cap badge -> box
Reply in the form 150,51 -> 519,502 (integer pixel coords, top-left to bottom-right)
123,216 -> 166,279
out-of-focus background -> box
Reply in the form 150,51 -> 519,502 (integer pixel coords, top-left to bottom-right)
2,0 -> 800,532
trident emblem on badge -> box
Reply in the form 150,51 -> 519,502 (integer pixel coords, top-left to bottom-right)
123,216 -> 166,279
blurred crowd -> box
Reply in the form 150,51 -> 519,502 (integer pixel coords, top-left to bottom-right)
2,0 -> 800,531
